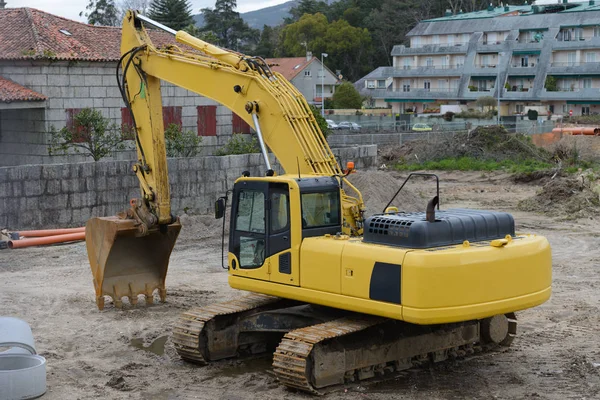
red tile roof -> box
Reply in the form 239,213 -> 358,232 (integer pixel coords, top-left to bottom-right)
0,8 -> 191,62
0,76 -> 47,102
265,57 -> 314,81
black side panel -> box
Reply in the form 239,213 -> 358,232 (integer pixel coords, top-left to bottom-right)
369,262 -> 401,304
279,252 -> 291,274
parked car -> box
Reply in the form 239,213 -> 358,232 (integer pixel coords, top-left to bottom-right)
325,119 -> 339,130
337,121 -> 362,131
412,123 -> 432,132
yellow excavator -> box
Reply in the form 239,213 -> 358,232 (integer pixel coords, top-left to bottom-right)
85,11 -> 552,393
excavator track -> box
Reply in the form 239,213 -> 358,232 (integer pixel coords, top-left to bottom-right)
273,313 -> 517,394
172,293 -> 282,363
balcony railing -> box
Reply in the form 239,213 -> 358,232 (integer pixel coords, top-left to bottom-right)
510,63 -> 536,68
411,41 -> 469,48
550,61 -> 598,67
474,64 -> 498,68
364,88 -> 459,98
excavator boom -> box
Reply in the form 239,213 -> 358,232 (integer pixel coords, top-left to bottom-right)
86,11 -> 364,309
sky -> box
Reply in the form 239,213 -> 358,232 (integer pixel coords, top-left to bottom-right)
13,0 -> 291,23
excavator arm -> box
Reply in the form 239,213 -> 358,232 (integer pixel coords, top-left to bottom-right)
85,11 -> 364,309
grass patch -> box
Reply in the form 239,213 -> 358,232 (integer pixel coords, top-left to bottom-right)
394,157 -> 553,173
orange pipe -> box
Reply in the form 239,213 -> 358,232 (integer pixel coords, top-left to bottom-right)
8,232 -> 86,249
16,227 -> 85,238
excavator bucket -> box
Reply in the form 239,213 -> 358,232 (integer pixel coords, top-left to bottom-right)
85,216 -> 181,310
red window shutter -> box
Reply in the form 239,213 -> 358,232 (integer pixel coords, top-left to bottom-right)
163,106 -> 182,129
197,105 -> 217,136
65,108 -> 85,143
121,107 -> 135,140
232,112 -> 252,134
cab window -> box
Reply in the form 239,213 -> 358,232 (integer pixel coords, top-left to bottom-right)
270,192 -> 289,232
301,191 -> 340,228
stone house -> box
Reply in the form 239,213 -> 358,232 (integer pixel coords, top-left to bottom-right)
266,54 -> 339,107
0,7 -> 252,167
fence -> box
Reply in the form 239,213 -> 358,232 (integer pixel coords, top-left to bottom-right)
0,145 -> 377,230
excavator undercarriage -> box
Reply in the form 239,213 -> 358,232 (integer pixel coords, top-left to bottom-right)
172,293 -> 517,394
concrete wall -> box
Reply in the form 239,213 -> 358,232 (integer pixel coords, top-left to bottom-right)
0,145 -> 376,230
0,60 -> 243,167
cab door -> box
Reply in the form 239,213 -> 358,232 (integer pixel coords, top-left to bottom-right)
229,181 -> 270,282
267,183 -> 299,286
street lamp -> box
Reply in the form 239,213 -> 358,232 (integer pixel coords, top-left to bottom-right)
321,53 -> 328,117
497,52 -> 504,125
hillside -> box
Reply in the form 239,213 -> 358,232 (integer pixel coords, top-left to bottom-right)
193,1 -> 297,29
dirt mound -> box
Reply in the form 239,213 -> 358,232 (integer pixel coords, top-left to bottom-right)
518,174 -> 600,218
347,170 -> 426,217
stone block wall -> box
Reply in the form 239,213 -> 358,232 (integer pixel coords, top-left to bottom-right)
0,145 -> 376,229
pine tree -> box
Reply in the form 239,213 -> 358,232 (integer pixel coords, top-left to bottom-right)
201,0 -> 259,51
80,0 -> 120,26
148,0 -> 194,31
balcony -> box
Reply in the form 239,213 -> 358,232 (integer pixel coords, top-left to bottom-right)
365,88 -> 459,100
503,87 -> 534,99
513,41 -> 544,51
473,63 -> 498,69
463,87 -> 496,99
540,87 -> 600,100
391,43 -> 469,56
553,37 -> 600,50
476,41 -> 509,53
390,65 -> 463,77
547,61 -> 600,74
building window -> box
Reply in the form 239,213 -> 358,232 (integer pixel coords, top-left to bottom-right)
586,52 -> 596,63
423,80 -> 431,91
516,104 -> 524,114
455,56 -> 464,68
197,105 -> 217,137
232,112 -> 252,134
402,80 -> 410,92
433,35 -> 440,44
403,58 -> 411,69
304,70 -> 311,77
413,37 -> 421,47
438,79 -> 446,90
377,80 -> 386,89
426,57 -> 433,67
521,56 -> 529,67
594,27 -> 600,37
120,108 -> 134,140
447,35 -> 454,45
582,105 -> 590,115
65,108 -> 84,142
568,52 -> 576,66
583,79 -> 592,89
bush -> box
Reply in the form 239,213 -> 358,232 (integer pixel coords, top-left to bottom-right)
164,123 -> 202,157
527,109 -> 539,121
309,104 -> 331,138
443,111 -> 455,121
332,82 -> 363,109
48,108 -> 125,161
454,110 -> 495,119
215,135 -> 260,156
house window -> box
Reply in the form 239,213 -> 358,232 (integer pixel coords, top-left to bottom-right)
482,54 -> 490,67
586,52 -> 596,63
594,27 -> 600,37
438,79 -> 446,90
304,70 -> 311,77
403,58 -> 411,69
121,108 -> 135,140
455,56 -> 464,68
583,79 -> 592,89
441,57 -> 448,69
65,108 -> 84,142
423,80 -> 431,91
377,80 -> 386,89
412,37 -> 421,47
232,112 -> 252,134
402,80 -> 410,92
426,57 -> 433,67
521,56 -> 529,67
433,35 -> 440,44
447,35 -> 454,45
197,105 -> 217,136
568,52 -> 576,66
516,104 -> 524,114
582,105 -> 590,115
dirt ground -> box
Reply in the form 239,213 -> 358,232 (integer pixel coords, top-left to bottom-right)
1,170 -> 599,400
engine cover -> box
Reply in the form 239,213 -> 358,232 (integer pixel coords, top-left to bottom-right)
363,209 -> 515,249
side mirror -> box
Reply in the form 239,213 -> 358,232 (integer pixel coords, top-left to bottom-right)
215,198 -> 226,219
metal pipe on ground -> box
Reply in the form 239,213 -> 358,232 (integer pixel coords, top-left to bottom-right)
15,227 -> 85,238
8,232 -> 86,249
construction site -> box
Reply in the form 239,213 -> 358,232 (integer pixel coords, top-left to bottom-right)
1,10 -> 600,400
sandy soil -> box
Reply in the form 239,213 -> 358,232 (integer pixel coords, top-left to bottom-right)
1,170 -> 599,400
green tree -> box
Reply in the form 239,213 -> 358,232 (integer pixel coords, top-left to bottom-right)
255,25 -> 278,58
545,76 -> 558,92
48,108 -> 125,161
309,105 -> 331,138
80,0 -> 119,26
164,123 -> 202,157
200,0 -> 259,51
332,82 -> 363,109
475,96 -> 497,112
148,0 -> 193,31
280,13 -> 371,81
287,0 -> 329,23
